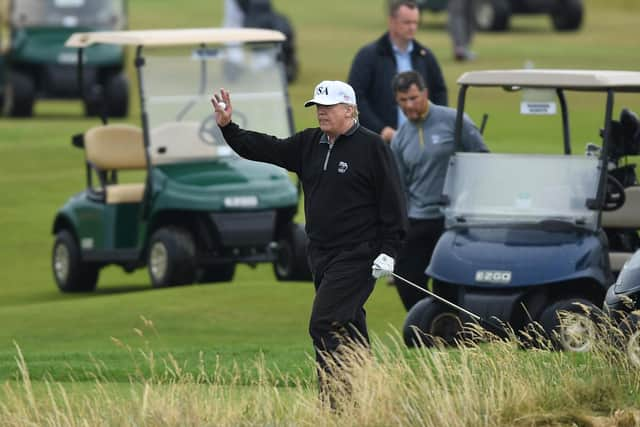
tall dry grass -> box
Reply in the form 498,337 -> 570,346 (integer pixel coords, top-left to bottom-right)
2,317 -> 640,427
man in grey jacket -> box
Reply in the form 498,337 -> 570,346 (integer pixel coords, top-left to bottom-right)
390,70 -> 488,311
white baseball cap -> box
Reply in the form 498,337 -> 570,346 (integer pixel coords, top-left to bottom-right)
304,80 -> 357,107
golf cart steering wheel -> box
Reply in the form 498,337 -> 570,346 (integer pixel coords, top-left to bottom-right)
198,115 -> 223,145
603,174 -> 626,211
198,112 -> 248,145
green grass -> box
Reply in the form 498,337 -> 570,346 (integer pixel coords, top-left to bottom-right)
1,0 -> 640,415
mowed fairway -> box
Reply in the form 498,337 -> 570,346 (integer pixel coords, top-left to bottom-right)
1,0 -> 640,423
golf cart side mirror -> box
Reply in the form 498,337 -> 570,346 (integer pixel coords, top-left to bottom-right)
72,133 -> 84,148
585,142 -> 601,157
586,198 -> 598,210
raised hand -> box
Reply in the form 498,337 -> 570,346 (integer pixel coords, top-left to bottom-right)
211,88 -> 232,127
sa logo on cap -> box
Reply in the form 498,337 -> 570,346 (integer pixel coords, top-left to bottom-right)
317,86 -> 329,95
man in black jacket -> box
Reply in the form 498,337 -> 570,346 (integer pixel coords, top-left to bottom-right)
211,81 -> 407,402
348,0 -> 447,143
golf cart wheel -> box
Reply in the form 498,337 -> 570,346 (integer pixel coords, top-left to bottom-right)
551,0 -> 583,31
473,0 -> 511,32
403,297 -> 463,348
198,263 -> 236,283
539,298 -> 596,352
105,73 -> 129,118
8,71 -> 35,117
84,86 -> 103,117
147,227 -> 196,288
273,222 -> 311,281
52,230 -> 99,292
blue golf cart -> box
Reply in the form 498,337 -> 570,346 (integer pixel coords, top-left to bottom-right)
404,69 -> 640,351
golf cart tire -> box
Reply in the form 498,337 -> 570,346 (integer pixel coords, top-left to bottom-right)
538,298 -> 596,352
551,0 -> 583,32
473,0 -> 511,32
8,71 -> 35,117
52,230 -> 99,292
273,222 -> 311,281
105,73 -> 129,118
147,227 -> 196,288
198,263 -> 236,283
403,297 -> 463,348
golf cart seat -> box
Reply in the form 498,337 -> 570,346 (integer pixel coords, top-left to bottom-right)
603,186 -> 640,270
602,186 -> 640,229
84,124 -> 146,204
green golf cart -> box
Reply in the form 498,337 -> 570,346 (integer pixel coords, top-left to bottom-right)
0,0 -> 128,117
51,28 -> 310,292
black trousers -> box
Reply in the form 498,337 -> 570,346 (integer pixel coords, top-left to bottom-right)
394,217 -> 445,311
307,241 -> 378,385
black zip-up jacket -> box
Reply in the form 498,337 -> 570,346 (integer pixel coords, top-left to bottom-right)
221,121 -> 408,257
348,32 -> 448,134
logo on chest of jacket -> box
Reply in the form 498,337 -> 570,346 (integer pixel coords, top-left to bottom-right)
337,161 -> 349,174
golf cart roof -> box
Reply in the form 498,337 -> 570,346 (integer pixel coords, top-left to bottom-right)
457,69 -> 640,92
65,28 -> 286,48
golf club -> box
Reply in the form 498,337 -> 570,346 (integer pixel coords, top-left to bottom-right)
388,270 -> 506,334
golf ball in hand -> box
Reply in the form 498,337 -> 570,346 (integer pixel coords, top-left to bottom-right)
218,101 -> 227,111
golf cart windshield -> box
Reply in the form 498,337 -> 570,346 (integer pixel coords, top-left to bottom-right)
144,43 -> 290,164
442,153 -> 601,230
11,0 -> 126,30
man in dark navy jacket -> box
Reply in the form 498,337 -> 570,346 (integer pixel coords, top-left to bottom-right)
211,81 -> 407,404
348,0 -> 447,143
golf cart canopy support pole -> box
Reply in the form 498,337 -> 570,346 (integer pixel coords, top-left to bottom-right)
453,85 -> 469,152
134,45 -> 153,218
557,89 -> 571,154
595,89 -> 615,227
77,48 -> 84,115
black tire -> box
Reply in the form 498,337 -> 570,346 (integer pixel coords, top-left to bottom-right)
8,71 -> 35,117
147,227 -> 196,288
104,73 -> 129,118
83,84 -> 102,117
198,263 -> 236,283
403,297 -> 463,348
551,0 -> 583,31
273,222 -> 312,281
538,298 -> 596,351
52,230 -> 99,292
473,0 -> 511,32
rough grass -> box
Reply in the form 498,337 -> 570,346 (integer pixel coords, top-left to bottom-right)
2,319 -> 640,426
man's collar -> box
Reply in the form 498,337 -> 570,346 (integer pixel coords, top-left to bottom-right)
378,33 -> 425,56
391,39 -> 414,55
320,121 -> 359,144
410,101 -> 431,124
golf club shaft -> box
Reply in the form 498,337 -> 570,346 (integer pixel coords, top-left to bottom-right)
390,271 -> 483,322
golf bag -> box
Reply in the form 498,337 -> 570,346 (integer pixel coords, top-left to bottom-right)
237,0 -> 299,83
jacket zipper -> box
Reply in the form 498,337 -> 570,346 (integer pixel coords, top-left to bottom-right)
323,143 -> 333,171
